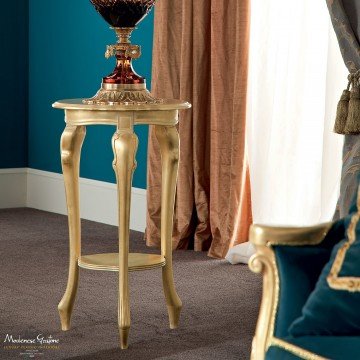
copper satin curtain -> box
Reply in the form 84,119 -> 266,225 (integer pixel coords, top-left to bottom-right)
145,0 -> 252,259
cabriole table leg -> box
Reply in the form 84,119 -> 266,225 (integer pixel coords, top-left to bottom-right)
58,125 -> 86,331
112,129 -> 139,349
155,125 -> 183,329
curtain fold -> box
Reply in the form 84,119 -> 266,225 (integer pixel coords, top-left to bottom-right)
327,0 -> 360,71
327,0 -> 360,218
145,0 -> 252,259
247,0 -> 345,226
227,0 -> 347,265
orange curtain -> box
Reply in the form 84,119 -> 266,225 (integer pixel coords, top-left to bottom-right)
145,0 -> 252,259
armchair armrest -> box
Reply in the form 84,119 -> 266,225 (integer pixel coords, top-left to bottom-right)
248,222 -> 335,360
250,222 -> 334,247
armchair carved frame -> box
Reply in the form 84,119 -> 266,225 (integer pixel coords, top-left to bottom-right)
249,222 -> 334,360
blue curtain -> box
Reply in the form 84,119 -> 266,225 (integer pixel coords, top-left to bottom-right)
327,0 -> 360,218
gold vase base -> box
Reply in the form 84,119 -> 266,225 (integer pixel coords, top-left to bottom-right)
83,83 -> 163,106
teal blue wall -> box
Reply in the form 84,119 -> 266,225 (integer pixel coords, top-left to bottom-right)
28,0 -> 154,189
0,0 -> 28,168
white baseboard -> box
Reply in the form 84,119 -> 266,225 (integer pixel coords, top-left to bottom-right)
0,168 -> 27,208
0,168 -> 147,232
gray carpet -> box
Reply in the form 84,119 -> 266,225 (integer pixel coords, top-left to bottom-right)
0,208 -> 261,360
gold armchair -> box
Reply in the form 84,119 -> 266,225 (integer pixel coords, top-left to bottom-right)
249,222 -> 334,360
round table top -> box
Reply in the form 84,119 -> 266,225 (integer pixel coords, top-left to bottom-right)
53,99 -> 192,112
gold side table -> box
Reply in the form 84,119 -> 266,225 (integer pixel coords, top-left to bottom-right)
52,99 -> 191,349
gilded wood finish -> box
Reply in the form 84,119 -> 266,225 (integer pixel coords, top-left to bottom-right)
112,129 -> 138,349
155,125 -> 183,329
271,338 -> 327,360
78,253 -> 166,272
248,244 -> 279,360
58,125 -> 86,331
250,223 -> 333,247
53,99 -> 190,349
53,98 -> 191,112
249,223 -> 333,360
328,184 -> 360,292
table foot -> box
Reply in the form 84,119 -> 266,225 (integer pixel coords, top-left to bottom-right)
119,328 -> 130,350
163,266 -> 183,329
167,305 -> 182,329
58,271 -> 78,331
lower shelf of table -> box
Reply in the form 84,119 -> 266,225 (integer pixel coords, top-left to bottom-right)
78,253 -> 166,272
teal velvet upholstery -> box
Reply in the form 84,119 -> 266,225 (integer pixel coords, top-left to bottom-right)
274,219 -> 346,338
267,337 -> 360,360
263,218 -> 360,359
267,345 -> 302,359
274,247 -> 332,338
289,211 -> 360,336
